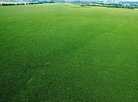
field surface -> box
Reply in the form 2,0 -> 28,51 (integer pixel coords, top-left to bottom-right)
1,4 -> 138,102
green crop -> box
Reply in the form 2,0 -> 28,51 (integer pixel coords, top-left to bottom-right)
1,4 -> 138,102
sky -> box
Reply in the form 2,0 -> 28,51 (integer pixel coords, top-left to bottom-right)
1,0 -> 138,2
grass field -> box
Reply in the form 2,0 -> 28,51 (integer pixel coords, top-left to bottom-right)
1,4 -> 138,102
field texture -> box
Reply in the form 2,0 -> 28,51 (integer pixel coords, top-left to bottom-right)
1,4 -> 138,102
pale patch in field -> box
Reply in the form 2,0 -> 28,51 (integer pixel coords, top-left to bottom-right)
134,9 -> 138,11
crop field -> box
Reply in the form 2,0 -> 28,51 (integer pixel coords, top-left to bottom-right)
1,3 -> 138,102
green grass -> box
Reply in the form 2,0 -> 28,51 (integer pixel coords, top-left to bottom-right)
1,4 -> 138,102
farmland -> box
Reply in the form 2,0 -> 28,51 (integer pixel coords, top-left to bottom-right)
1,4 -> 138,102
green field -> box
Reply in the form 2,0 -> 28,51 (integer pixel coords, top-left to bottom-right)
1,4 -> 138,102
